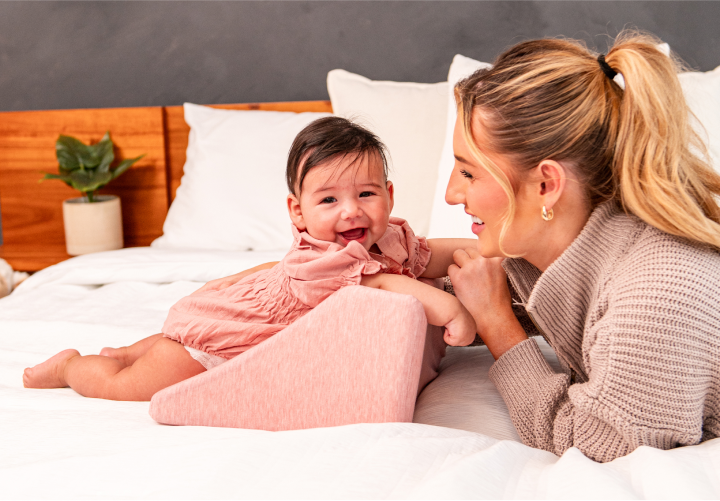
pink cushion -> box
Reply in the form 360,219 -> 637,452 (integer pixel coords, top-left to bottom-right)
150,286 -> 442,431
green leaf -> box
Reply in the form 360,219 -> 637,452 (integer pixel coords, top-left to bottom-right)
111,154 -> 144,180
40,172 -> 74,188
93,132 -> 115,173
56,135 -> 97,172
65,169 -> 113,193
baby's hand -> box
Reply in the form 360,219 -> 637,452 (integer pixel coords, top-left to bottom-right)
443,303 -> 477,346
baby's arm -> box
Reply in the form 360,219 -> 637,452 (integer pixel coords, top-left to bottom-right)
422,239 -> 477,278
360,273 -> 476,346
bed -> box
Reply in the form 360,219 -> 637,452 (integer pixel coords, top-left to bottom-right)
1,52 -> 719,499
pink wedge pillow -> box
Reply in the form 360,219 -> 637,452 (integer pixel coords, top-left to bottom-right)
150,286 -> 441,430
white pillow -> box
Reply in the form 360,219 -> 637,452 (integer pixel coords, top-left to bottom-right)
152,103 -> 331,252
427,53 -> 720,238
327,69 -> 447,237
679,65 -> 720,172
413,338 -> 561,441
427,55 -> 492,239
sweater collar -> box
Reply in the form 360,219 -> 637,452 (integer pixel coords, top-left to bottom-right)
503,201 -> 643,376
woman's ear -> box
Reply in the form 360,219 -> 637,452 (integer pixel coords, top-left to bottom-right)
386,180 -> 394,213
535,160 -> 568,211
287,194 -> 306,230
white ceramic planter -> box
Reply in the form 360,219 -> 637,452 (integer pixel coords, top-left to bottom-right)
62,195 -> 124,256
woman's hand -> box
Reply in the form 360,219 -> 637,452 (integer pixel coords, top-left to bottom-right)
448,247 -> 527,359
194,262 -> 279,294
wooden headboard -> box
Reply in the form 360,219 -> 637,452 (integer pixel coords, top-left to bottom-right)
0,101 -> 333,271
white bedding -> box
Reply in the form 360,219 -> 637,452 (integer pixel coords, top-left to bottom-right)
2,248 -> 719,499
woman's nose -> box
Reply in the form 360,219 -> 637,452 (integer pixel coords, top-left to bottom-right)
445,168 -> 466,206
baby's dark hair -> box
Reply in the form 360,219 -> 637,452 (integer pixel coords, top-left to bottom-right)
286,116 -> 389,196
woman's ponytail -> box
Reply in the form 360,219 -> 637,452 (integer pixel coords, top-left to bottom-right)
608,32 -> 720,249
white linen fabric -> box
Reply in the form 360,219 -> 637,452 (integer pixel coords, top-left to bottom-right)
327,69 -> 448,236
2,247 -> 719,498
413,341 -> 563,442
152,103 -> 331,252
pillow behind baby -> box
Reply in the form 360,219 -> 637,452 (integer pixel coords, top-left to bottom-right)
152,104 -> 332,252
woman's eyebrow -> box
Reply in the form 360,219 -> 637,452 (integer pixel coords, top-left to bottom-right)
454,154 -> 473,165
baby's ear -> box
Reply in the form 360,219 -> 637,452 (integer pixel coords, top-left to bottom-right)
287,194 -> 306,230
386,180 -> 395,213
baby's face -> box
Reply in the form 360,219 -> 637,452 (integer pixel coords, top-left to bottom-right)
287,153 -> 394,251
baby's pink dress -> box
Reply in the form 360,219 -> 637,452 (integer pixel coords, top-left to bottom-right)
162,217 -> 431,362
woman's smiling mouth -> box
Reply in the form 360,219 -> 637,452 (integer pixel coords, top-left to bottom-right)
471,215 -> 485,234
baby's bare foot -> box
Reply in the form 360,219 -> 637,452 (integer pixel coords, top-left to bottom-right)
99,346 -> 129,366
23,349 -> 80,388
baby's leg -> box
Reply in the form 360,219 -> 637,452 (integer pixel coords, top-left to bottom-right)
23,338 -> 205,401
100,333 -> 164,367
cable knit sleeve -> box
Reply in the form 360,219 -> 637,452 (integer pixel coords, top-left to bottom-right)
490,230 -> 720,463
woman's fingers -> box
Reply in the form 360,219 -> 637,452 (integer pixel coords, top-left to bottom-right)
464,246 -> 481,259
453,246 -> 482,268
453,248 -> 471,267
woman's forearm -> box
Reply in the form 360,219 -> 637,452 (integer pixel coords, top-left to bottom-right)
422,239 -> 477,278
472,306 -> 528,360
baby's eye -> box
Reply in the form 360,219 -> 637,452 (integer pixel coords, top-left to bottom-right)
359,191 -> 375,198
320,197 -> 337,204
460,169 -> 474,180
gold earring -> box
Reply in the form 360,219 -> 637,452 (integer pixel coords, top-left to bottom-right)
542,205 -> 554,221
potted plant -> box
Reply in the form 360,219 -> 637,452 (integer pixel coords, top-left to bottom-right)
41,132 -> 144,256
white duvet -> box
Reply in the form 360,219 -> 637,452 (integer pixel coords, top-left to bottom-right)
1,248 -> 719,499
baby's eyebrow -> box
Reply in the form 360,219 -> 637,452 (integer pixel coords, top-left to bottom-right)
313,182 -> 383,194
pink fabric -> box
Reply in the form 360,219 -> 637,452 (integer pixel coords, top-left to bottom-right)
162,217 -> 430,360
150,286 -> 444,430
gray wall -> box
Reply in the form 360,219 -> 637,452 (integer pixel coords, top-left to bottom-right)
0,1 -> 718,112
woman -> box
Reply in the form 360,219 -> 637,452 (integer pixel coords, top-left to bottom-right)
445,31 -> 720,462
201,31 -> 720,463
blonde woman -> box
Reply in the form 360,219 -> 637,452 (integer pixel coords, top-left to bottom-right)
446,31 -> 720,462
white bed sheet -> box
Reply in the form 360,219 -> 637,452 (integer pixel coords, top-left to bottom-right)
1,247 -> 719,499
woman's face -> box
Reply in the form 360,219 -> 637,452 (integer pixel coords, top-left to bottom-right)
445,114 -> 539,258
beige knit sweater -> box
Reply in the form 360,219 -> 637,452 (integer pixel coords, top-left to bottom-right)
489,201 -> 720,463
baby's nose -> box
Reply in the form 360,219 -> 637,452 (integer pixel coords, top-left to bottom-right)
341,201 -> 363,219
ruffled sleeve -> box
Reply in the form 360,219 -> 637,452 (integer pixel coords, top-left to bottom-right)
283,233 -> 383,308
372,217 -> 431,279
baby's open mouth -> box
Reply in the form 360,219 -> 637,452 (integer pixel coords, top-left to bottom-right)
340,228 -> 366,241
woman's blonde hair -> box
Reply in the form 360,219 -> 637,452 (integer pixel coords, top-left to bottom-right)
456,30 -> 720,253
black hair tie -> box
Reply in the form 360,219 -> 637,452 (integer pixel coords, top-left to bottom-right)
597,54 -> 616,79
597,54 -> 625,90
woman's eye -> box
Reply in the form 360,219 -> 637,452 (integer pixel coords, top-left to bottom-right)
460,169 -> 474,180
320,197 -> 336,204
359,191 -> 375,198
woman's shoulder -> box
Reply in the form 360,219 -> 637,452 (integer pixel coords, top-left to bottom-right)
611,218 -> 720,315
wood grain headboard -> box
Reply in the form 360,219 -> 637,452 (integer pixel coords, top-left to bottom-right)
0,101 -> 333,271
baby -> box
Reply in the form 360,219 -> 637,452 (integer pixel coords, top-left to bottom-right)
23,117 -> 477,401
